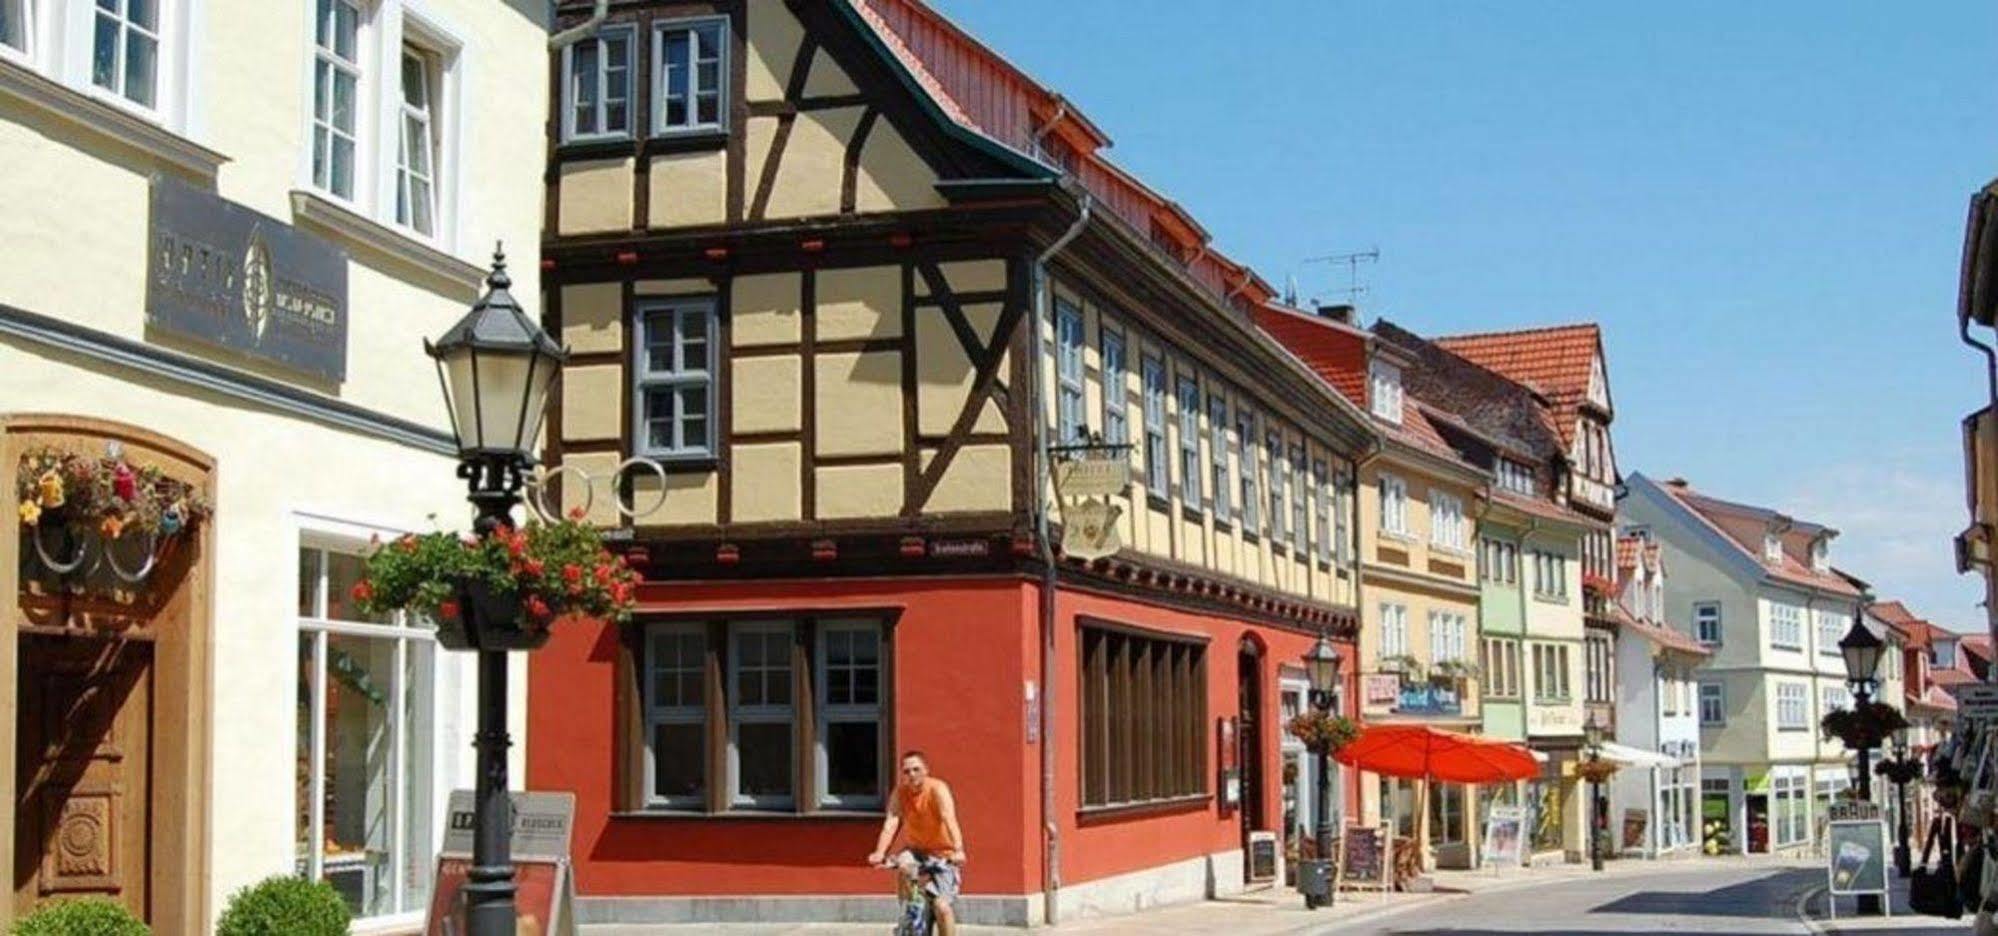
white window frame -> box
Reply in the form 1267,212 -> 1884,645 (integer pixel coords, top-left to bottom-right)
1055,299 -> 1086,445
651,15 -> 728,137
1428,611 -> 1466,663
393,43 -> 441,237
1811,538 -> 1830,573
1770,602 -> 1803,651
1177,375 -> 1202,508
1237,409 -> 1259,532
1142,355 -> 1168,494
309,0 -> 365,202
815,619 -> 885,810
1775,682 -> 1808,730
1313,459 -> 1333,563
1,0 -> 38,65
1816,610 -> 1844,657
1695,602 -> 1722,645
1100,327 -> 1128,446
1268,429 -> 1288,541
1369,359 -> 1403,423
1820,684 -> 1849,718
1699,682 -> 1724,726
633,296 -> 719,459
559,22 -> 635,143
1764,532 -> 1783,564
1209,392 -> 1230,518
1378,473 -> 1408,536
1430,491 -> 1465,551
727,621 -> 796,810
84,0 -> 164,113
1380,604 -> 1408,659
643,621 -> 709,810
1289,446 -> 1308,555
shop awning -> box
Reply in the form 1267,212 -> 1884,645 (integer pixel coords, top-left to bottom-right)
1597,741 -> 1679,769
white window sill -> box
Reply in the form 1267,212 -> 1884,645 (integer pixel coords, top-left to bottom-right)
0,57 -> 227,182
290,189 -> 484,298
1379,529 -> 1414,543
1431,543 -> 1472,558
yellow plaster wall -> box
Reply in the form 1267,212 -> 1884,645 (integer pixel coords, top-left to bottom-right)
561,283 -> 624,354
561,364 -> 624,442
928,444 -> 1010,513
854,120 -> 945,214
557,157 -> 635,235
803,48 -> 859,97
648,150 -> 728,228
931,260 -> 1009,296
814,351 -> 903,456
817,463 -> 904,518
914,301 -> 1005,437
745,0 -> 806,103
732,442 -> 802,522
732,273 -> 803,347
561,451 -> 623,527
636,279 -> 715,296
732,356 -> 803,434
763,106 -> 864,219
633,469 -> 719,525
817,266 -> 902,341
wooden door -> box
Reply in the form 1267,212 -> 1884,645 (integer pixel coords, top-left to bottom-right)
1237,646 -> 1263,853
13,634 -> 153,921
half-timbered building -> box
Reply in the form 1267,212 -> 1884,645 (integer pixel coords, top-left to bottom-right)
529,0 -> 1376,926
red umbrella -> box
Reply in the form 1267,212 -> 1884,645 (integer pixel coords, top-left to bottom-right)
1334,723 -> 1539,784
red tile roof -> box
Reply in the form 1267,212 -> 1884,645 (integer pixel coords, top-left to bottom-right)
1651,478 -> 1861,597
1610,607 -> 1710,658
1433,324 -> 1602,447
1909,684 -> 1960,713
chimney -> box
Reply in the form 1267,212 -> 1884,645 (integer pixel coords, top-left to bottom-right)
1664,477 -> 1689,488
1317,303 -> 1356,324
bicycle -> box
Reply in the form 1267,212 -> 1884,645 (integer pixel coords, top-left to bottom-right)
878,851 -> 949,936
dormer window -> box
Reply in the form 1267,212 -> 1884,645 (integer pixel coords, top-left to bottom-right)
1497,458 -> 1535,495
1587,356 -> 1609,409
1811,539 -> 1829,573
1369,360 -> 1402,424
1762,533 -> 1782,564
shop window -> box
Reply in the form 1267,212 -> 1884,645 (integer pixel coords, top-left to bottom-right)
1429,782 -> 1465,845
561,24 -> 633,141
634,297 -> 717,459
1079,623 -> 1207,810
635,616 -> 891,814
652,16 -> 727,135
296,544 -> 437,921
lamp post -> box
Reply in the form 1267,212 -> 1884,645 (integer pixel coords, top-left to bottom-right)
426,248 -> 567,936
1583,713 -> 1606,872
1882,727 -> 1917,878
1838,605 -> 1886,915
1304,633 -> 1342,909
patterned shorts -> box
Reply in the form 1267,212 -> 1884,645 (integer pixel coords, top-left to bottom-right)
900,850 -> 961,906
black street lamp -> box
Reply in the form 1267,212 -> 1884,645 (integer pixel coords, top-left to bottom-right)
1583,713 -> 1606,872
1838,604 -> 1885,915
426,248 -> 567,936
1880,726 -> 1920,878
1305,634 -> 1343,883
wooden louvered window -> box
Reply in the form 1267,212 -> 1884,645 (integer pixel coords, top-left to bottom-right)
1079,621 -> 1207,811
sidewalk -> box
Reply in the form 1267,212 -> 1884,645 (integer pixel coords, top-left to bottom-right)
1802,869 -> 1974,934
583,857 -> 1742,935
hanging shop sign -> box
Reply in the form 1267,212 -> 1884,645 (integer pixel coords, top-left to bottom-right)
1956,683 -> 1998,719
146,175 -> 349,381
1052,440 -> 1131,561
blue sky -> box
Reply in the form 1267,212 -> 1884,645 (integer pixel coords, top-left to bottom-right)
933,0 -> 1998,629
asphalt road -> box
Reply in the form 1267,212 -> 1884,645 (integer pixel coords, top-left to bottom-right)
1322,864 -> 1830,935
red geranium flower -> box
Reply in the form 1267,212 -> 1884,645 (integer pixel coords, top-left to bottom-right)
351,580 -> 374,604
526,595 -> 552,620
562,563 -> 582,584
438,599 -> 460,621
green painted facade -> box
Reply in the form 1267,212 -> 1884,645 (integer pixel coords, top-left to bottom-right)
1478,521 -> 1527,741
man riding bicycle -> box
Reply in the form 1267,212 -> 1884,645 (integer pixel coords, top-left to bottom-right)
867,751 -> 966,936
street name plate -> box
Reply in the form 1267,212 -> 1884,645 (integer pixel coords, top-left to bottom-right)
442,790 -> 576,861
1957,683 -> 1998,718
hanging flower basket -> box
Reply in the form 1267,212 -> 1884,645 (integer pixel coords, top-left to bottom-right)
352,512 -> 639,652
1820,701 -> 1908,752
1575,757 -> 1620,784
1287,710 -> 1361,756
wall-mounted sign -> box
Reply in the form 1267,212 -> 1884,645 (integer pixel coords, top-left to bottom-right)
1362,674 -> 1400,710
146,175 -> 349,381
1957,683 -> 1998,719
930,538 -> 990,558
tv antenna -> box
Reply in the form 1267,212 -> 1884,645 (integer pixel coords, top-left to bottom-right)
1302,247 -> 1379,307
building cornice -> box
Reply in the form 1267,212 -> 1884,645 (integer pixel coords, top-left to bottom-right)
290,190 -> 484,299
0,58 -> 227,184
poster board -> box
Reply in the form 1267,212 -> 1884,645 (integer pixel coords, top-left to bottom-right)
1621,809 -> 1649,852
1335,824 -> 1392,892
425,791 -> 579,936
1824,819 -> 1890,919
1480,806 -> 1525,868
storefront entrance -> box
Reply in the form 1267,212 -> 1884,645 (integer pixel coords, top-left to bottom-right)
12,635 -> 154,917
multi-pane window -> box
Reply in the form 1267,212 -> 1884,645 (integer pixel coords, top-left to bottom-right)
1313,460 -> 1333,563
644,624 -> 708,808
1267,430 -> 1287,542
1531,550 -> 1568,599
1531,643 -> 1571,702
1209,394 -> 1230,518
1237,410 -> 1260,533
1,0 -> 29,56
92,0 -> 160,108
1695,602 -> 1722,645
1821,684 -> 1852,717
297,545 -> 436,919
655,17 -> 727,134
634,298 -> 716,458
639,617 -> 889,814
1379,604 -> 1409,659
395,47 -> 441,236
1480,637 -> 1521,697
1431,491 -> 1466,551
1378,473 -> 1408,535
1811,539 -> 1830,573
1775,682 -> 1808,730
1428,611 -> 1468,663
1177,377 -> 1202,507
1815,610 -> 1845,657
1480,538 -> 1519,585
1769,602 -> 1803,650
1101,329 -> 1128,446
312,0 -> 362,198
1763,533 -> 1783,564
1585,634 -> 1613,703
1332,467 -> 1351,563
1079,625 -> 1207,809
1772,770 -> 1808,845
1699,682 -> 1725,726
1496,458 -> 1535,495
1369,359 -> 1403,423
1289,447 -> 1308,555
563,25 -> 634,141
1055,300 -> 1086,445
1142,356 -> 1168,494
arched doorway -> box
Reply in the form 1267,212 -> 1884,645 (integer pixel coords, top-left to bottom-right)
1237,636 -> 1266,862
2,415 -> 214,930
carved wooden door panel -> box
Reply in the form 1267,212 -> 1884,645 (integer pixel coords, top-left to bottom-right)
12,635 -> 153,921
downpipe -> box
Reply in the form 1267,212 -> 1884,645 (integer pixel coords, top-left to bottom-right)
1032,194 -> 1090,925
547,0 -> 609,49
1959,308 -> 1998,651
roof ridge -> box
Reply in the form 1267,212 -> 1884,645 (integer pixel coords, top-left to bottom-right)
1432,321 -> 1603,344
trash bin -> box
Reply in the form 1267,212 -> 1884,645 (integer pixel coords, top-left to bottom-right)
1297,859 -> 1335,909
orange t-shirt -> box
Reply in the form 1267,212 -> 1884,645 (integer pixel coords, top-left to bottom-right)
896,778 -> 953,853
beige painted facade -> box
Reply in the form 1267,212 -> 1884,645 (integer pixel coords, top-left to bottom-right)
0,0 -> 547,928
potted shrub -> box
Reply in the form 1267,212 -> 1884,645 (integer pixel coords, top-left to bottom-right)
352,512 -> 639,650
215,876 -> 348,936
1379,654 -> 1425,682
12,898 -> 149,936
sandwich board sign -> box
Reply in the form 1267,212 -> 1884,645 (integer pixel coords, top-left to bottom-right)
1481,805 -> 1526,868
425,791 -> 579,936
1824,818 -> 1890,920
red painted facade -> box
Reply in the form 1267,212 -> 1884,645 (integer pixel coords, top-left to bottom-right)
526,576 -> 1359,900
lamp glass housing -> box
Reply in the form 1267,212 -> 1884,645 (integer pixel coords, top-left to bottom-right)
1839,614 -> 1885,689
1304,636 -> 1342,696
